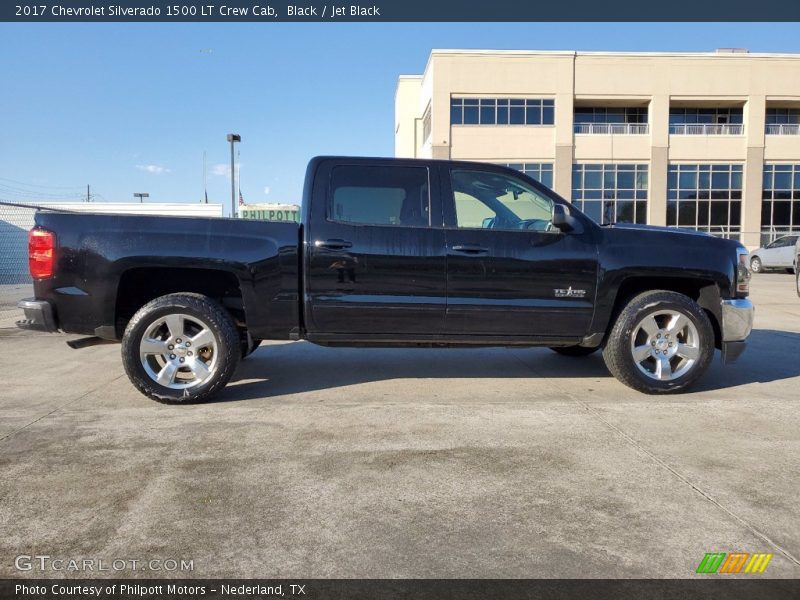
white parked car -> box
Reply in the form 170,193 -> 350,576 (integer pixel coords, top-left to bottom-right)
796,238 -> 800,296
750,235 -> 798,273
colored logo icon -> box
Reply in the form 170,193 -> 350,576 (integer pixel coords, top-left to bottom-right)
696,552 -> 773,574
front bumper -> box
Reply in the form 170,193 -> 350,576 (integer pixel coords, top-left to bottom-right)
16,298 -> 58,333
720,298 -> 754,364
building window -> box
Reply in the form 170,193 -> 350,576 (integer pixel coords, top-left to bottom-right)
572,164 -> 648,225
450,98 -> 555,126
421,104 -> 431,142
667,164 -> 743,237
502,163 -> 554,189
765,108 -> 800,135
762,164 -> 800,233
573,107 -> 649,134
669,108 -> 744,135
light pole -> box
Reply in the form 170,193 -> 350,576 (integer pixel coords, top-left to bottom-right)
227,133 -> 241,217
134,192 -> 149,203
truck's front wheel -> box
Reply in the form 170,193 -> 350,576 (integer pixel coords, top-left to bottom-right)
602,291 -> 714,394
121,293 -> 240,403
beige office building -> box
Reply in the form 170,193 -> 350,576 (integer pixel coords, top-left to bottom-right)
395,49 -> 800,248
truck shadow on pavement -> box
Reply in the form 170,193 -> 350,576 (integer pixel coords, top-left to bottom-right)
693,328 -> 800,392
220,328 -> 800,402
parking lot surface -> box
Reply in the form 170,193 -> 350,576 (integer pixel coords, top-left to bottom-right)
1,274 -> 799,578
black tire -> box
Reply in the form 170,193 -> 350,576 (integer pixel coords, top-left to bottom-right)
549,345 -> 600,357
602,290 -> 715,394
121,293 -> 240,403
750,256 -> 762,273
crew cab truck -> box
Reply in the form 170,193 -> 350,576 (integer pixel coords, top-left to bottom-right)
18,157 -> 754,403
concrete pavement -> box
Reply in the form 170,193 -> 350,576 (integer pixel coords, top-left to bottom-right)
0,274 -> 798,578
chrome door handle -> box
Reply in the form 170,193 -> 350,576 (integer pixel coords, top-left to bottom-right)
315,239 -> 353,250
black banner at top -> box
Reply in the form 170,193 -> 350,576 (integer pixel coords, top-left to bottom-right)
2,0 -> 800,22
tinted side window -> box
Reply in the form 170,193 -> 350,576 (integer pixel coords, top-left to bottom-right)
330,165 -> 430,227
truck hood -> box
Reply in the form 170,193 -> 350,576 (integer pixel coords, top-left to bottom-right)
599,222 -> 745,254
603,222 -> 713,238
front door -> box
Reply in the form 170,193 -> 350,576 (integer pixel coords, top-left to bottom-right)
443,167 -> 599,338
306,161 -> 446,335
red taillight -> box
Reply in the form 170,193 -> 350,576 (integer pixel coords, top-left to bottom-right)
29,228 -> 55,279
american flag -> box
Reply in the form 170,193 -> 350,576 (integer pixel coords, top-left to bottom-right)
239,189 -> 246,206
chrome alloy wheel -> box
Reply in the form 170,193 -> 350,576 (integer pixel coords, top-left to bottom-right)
630,310 -> 700,381
139,313 -> 219,389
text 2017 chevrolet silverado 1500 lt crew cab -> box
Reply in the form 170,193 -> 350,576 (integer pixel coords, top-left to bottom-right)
18,157 -> 754,402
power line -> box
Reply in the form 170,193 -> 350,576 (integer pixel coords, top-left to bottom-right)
0,185 -> 88,200
0,176 -> 85,191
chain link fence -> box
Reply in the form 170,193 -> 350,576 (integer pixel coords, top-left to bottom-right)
0,201 -> 36,323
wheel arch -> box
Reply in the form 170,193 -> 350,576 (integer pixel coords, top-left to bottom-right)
114,266 -> 246,339
602,276 -> 723,350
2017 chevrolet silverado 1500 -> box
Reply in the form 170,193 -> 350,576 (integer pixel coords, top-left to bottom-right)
18,157 -> 754,402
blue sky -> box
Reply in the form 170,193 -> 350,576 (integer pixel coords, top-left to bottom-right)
1,22 -> 800,215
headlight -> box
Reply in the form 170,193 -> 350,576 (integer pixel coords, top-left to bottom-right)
736,247 -> 751,297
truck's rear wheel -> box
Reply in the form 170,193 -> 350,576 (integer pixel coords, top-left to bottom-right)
121,293 -> 240,403
602,291 -> 714,394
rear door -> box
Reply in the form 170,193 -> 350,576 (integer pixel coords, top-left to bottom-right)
442,166 -> 599,338
306,160 -> 446,335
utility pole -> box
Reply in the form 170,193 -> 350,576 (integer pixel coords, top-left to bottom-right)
227,133 -> 241,217
134,192 -> 149,203
87,184 -> 90,202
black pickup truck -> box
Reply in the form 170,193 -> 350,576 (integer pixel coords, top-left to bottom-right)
18,157 -> 754,402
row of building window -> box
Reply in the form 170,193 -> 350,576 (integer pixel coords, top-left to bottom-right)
501,163 -> 554,188
448,100 -> 800,133
450,98 -> 555,126
422,105 -> 432,141
667,165 -> 743,231
668,108 -> 743,125
572,164 -> 649,224
766,109 -> 800,124
500,162 -> 800,232
574,107 -> 648,124
763,164 -> 800,230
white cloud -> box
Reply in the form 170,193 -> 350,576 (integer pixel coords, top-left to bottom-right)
136,164 -> 170,174
263,186 -> 271,195
211,163 -> 230,177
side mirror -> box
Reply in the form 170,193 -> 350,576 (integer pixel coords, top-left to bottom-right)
552,204 -> 580,233
482,217 -> 494,229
